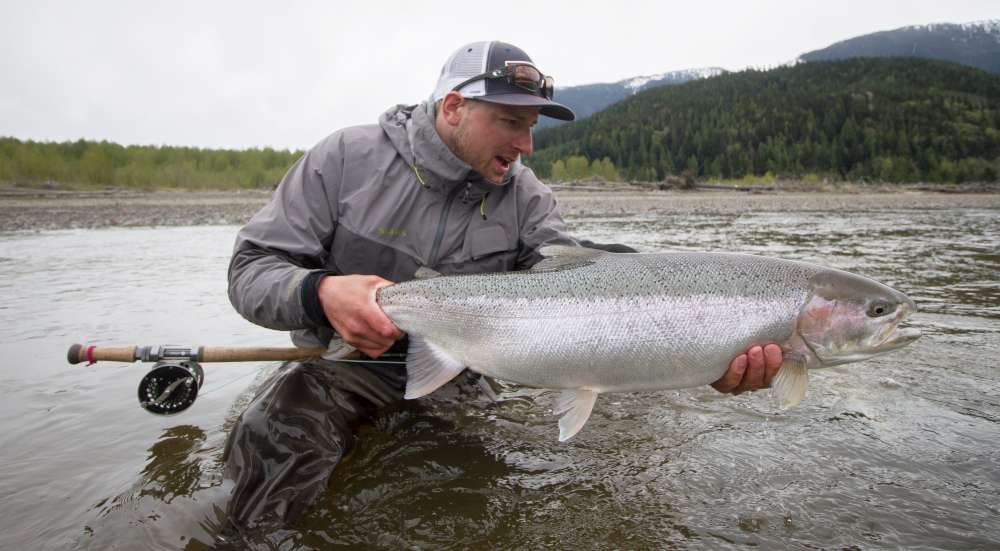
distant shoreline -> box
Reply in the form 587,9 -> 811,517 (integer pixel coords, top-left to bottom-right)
1,182 -> 998,232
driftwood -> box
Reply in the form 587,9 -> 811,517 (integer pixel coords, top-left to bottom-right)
548,183 -> 651,192
692,183 -> 775,192
550,182 -> 775,193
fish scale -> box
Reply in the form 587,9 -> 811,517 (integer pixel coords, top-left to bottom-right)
381,251 -> 813,390
376,246 -> 919,440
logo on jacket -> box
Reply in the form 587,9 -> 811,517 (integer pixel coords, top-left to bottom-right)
377,226 -> 408,238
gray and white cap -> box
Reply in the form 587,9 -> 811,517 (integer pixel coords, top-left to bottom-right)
431,41 -> 575,121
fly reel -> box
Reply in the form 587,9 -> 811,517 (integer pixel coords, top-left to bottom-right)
137,359 -> 205,415
67,342 -> 331,416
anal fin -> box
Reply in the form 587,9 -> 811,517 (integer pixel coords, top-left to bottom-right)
772,357 -> 809,407
553,389 -> 599,442
404,336 -> 465,399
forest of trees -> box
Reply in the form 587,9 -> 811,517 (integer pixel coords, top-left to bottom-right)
527,58 -> 1000,183
3,58 -> 998,189
0,137 -> 302,189
549,155 -> 620,181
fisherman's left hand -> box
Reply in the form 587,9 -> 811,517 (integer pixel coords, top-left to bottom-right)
711,344 -> 783,394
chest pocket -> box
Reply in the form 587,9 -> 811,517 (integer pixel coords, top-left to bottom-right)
467,224 -> 511,259
450,223 -> 516,273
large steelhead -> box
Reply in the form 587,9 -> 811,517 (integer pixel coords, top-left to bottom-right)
376,246 -> 920,441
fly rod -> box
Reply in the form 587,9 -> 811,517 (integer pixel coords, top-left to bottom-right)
67,343 -> 331,416
67,343 -> 327,365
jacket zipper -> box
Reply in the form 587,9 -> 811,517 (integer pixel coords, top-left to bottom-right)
428,185 -> 462,267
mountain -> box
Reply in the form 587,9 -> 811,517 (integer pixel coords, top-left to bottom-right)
798,20 -> 1000,74
538,67 -> 726,129
539,20 -> 999,132
527,57 -> 1000,183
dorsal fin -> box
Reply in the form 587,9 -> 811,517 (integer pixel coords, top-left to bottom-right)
532,245 -> 607,271
414,266 -> 443,279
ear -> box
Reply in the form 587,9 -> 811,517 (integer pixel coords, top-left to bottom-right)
438,91 -> 467,126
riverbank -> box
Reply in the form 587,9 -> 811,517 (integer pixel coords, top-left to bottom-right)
1,183 -> 998,231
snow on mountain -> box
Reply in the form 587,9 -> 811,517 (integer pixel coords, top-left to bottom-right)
536,67 -> 727,128
625,74 -> 662,92
921,19 -> 1000,36
797,19 -> 1000,73
623,68 -> 726,94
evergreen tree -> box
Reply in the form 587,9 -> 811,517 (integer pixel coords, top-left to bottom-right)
526,58 -> 1000,183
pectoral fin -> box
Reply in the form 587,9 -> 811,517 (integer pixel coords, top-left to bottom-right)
553,389 -> 599,442
404,336 -> 465,399
772,357 -> 808,407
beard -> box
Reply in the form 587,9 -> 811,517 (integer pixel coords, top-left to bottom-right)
445,117 -> 506,185
445,119 -> 473,167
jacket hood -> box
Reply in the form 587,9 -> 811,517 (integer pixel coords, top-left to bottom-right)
378,102 -> 513,199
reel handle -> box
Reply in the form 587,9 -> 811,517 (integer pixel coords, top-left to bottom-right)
67,343 -> 328,365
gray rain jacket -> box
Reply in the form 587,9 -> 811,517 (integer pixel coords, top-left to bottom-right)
228,102 -> 576,347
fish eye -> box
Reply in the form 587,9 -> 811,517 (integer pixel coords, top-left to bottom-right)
866,300 -> 896,318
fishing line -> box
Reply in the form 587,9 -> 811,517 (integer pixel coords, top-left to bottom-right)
198,369 -> 261,397
329,359 -> 408,365
197,357 -> 409,397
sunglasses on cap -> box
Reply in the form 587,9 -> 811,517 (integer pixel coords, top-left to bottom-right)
452,61 -> 555,100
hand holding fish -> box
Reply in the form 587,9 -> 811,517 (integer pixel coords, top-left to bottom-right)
712,344 -> 783,394
318,275 -> 404,358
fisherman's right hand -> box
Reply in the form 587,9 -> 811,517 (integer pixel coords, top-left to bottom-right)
712,344 -> 783,395
317,275 -> 404,358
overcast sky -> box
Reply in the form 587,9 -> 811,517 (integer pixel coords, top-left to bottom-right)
1,0 -> 996,150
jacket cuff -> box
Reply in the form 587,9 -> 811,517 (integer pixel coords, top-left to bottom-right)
301,270 -> 335,327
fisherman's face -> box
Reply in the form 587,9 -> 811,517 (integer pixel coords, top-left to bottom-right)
451,100 -> 539,184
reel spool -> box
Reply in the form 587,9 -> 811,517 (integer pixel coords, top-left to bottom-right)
138,360 -> 205,415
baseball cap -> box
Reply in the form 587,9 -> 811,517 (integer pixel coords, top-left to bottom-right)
431,41 -> 575,121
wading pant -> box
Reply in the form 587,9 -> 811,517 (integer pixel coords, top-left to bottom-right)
221,352 -> 407,534
220,241 -> 635,537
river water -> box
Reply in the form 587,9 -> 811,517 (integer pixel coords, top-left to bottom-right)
0,201 -> 997,550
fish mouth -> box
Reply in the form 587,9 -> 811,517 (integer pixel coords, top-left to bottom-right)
880,325 -> 921,350
876,301 -> 921,351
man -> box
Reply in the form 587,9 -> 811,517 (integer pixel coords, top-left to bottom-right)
223,41 -> 781,533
